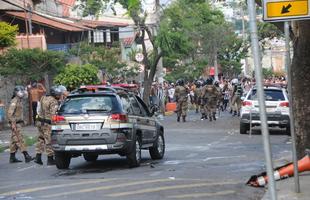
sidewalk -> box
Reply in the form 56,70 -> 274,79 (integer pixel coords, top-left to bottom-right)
0,125 -> 38,151
261,152 -> 310,200
262,171 -> 310,200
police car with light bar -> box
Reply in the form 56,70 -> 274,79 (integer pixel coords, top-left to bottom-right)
51,85 -> 165,169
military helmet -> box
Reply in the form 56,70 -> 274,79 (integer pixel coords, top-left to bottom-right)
231,78 -> 238,85
50,86 -> 63,97
205,78 -> 213,85
58,85 -> 67,93
13,85 -> 28,98
214,81 -> 219,87
176,79 -> 185,86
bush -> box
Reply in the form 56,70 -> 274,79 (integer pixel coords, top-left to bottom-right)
54,63 -> 100,91
0,22 -> 18,49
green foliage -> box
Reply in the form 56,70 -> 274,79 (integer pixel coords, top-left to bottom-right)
0,48 -> 66,82
160,0 -> 246,80
258,22 -> 283,41
0,22 -> 18,49
262,67 -> 275,79
54,63 -> 100,91
69,43 -> 139,80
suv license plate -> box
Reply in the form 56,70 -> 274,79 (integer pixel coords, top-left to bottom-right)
76,123 -> 101,131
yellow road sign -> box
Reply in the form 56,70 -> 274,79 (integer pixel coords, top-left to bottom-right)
266,0 -> 308,18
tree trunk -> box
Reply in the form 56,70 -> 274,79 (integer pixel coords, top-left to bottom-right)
291,21 -> 310,159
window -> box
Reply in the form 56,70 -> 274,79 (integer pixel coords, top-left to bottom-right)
59,95 -> 120,114
248,89 -> 285,101
119,94 -> 133,114
135,96 -> 151,116
129,95 -> 142,116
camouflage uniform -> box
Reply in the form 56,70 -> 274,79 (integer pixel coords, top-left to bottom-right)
174,85 -> 189,122
231,83 -> 243,116
7,97 -> 27,153
36,96 -> 58,156
201,84 -> 219,121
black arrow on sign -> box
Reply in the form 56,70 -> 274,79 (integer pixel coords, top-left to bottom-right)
281,4 -> 292,14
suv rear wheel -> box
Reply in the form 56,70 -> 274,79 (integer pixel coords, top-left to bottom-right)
83,153 -> 98,162
126,136 -> 141,168
149,131 -> 165,159
55,152 -> 71,169
240,122 -> 249,134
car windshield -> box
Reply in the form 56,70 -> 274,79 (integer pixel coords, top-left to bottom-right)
248,89 -> 285,101
58,95 -> 121,114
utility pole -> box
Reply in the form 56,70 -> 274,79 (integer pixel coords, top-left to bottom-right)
27,4 -> 33,35
154,0 -> 164,84
23,0 -> 30,48
247,0 -> 277,200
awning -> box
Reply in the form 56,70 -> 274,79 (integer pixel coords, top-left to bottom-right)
72,19 -> 129,28
6,11 -> 89,32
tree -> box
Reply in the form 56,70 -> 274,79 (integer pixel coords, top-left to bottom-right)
0,22 -> 18,51
76,0 -> 164,103
255,0 -> 310,159
0,48 -> 66,83
69,43 -> 139,81
54,63 -> 100,91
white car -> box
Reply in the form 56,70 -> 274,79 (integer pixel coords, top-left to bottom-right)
240,86 -> 290,135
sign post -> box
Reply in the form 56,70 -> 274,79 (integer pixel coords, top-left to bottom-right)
248,0 -> 278,199
263,0 -> 310,21
263,0 -> 305,194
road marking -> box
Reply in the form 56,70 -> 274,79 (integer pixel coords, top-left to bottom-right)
17,165 -> 36,172
168,190 -> 236,199
203,155 -> 247,162
0,179 -> 115,196
41,179 -> 175,198
107,181 -> 240,197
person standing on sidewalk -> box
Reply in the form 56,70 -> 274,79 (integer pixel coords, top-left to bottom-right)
7,86 -> 33,163
29,81 -> 46,126
34,86 -> 62,165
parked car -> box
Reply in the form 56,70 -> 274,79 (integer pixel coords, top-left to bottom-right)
51,85 -> 165,169
239,86 -> 290,135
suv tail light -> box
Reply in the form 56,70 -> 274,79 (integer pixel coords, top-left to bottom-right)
242,101 -> 253,106
279,102 -> 289,107
52,115 -> 65,123
110,114 -> 128,123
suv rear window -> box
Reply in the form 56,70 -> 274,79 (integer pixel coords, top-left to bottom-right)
248,89 -> 285,101
58,95 -> 122,114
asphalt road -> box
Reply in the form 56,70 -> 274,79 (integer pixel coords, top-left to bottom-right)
0,111 -> 291,200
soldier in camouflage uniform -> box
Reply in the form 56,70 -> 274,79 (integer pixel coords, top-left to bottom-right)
34,86 -> 62,165
201,78 -> 219,121
174,79 -> 189,122
7,86 -> 33,163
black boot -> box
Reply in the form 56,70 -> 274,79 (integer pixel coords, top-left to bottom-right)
47,156 -> 56,165
9,153 -> 22,163
196,108 -> 199,113
34,153 -> 43,165
213,112 -> 216,121
233,111 -> 237,116
182,116 -> 186,122
177,116 -> 180,122
22,151 -> 33,163
201,114 -> 205,120
209,115 -> 212,121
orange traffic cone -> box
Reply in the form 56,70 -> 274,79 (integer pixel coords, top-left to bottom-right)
247,154 -> 310,187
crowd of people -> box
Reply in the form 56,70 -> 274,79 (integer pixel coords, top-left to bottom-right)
6,76 -> 287,163
143,76 -> 287,123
